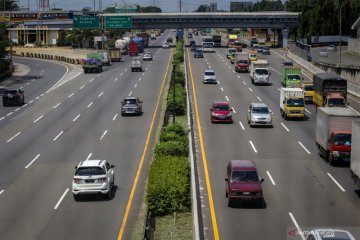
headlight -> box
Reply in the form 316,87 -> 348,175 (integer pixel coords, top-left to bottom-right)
226,112 -> 232,117
333,151 -> 339,157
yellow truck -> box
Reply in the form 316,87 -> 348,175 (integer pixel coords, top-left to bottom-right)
280,88 -> 305,120
227,34 -> 237,48
296,81 -> 314,104
313,73 -> 347,107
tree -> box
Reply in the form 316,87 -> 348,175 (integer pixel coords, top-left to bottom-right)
252,0 -> 284,11
65,29 -> 100,48
136,5 -> 162,13
195,5 -> 208,12
0,0 -> 18,11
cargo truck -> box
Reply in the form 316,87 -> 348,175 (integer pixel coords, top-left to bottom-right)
227,34 -> 237,47
234,52 -> 250,72
115,39 -> 128,54
233,41 -> 242,52
109,48 -> 121,62
351,120 -> 360,187
280,88 -> 305,120
299,81 -> 314,104
313,73 -> 347,107
316,107 -> 360,165
131,37 -> 145,53
281,67 -> 302,87
131,57 -> 142,72
128,42 -> 139,56
213,35 -> 221,47
82,56 -> 102,74
250,60 -> 270,85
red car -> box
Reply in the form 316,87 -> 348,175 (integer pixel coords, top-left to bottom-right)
210,101 -> 233,123
225,160 -> 264,207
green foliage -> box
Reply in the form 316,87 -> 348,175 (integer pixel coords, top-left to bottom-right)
0,0 -> 19,10
160,123 -> 187,143
252,0 -> 284,11
65,29 -> 100,48
154,141 -> 188,157
146,155 -> 190,216
136,5 -> 162,13
167,83 -> 186,116
174,65 -> 185,86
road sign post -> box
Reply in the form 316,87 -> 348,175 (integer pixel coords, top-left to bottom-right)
105,16 -> 132,29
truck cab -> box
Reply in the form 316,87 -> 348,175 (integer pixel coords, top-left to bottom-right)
325,93 -> 346,107
299,82 -> 314,104
280,88 -> 305,120
250,60 -> 270,85
329,131 -> 351,164
281,67 -> 302,87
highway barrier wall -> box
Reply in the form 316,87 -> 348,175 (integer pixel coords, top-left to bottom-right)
16,51 -> 83,65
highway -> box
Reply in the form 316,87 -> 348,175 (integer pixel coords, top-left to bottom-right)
0,31 -> 174,239
187,33 -> 360,239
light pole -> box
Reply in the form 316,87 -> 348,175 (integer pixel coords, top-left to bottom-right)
339,0 -> 351,65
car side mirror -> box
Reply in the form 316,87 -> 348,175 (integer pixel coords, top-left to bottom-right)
75,166 -> 77,169
302,77 -> 304,80
210,109 -> 213,112
110,164 -> 115,168
140,101 -> 143,103
230,108 -> 233,112
121,101 -> 124,104
283,100 -> 285,104
248,110 -> 250,112
225,178 -> 228,181
269,72 -> 271,76
261,179 -> 264,183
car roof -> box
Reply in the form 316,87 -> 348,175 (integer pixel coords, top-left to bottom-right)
251,102 -> 268,108
311,229 -> 355,239
229,160 -> 257,171
78,160 -> 106,167
124,97 -> 138,101
204,69 -> 214,73
213,101 -> 229,105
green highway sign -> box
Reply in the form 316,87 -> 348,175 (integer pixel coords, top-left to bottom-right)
105,16 -> 132,29
73,16 -> 100,29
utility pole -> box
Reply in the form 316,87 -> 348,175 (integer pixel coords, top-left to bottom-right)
339,0 -> 351,65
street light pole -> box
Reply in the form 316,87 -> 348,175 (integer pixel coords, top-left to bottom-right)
339,0 -> 351,65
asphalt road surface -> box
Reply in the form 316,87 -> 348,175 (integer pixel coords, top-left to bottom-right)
0,30 -> 175,240
187,32 -> 360,240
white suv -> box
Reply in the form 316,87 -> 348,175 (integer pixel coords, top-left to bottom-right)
203,69 -> 217,84
72,160 -> 115,200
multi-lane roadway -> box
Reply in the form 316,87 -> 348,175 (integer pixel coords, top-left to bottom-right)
187,32 -> 360,239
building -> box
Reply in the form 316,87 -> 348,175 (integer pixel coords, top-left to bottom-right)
230,1 -> 253,12
39,0 -> 50,11
210,3 -> 217,12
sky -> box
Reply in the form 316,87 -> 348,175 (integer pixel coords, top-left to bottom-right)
20,0 -> 259,12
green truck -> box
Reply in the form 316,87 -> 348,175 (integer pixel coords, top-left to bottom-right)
82,53 -> 103,74
281,67 -> 302,87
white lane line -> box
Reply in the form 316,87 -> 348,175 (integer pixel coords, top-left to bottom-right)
23,104 -> 28,107
277,88 -> 281,91
139,78 -> 142,81
29,100 -> 34,103
25,154 -> 41,169
14,108 -> 20,112
257,96 -> 262,102
112,113 -> 118,121
249,88 -> 253,92
217,81 -> 221,84
26,83 -> 30,85
89,78 -> 94,83
220,87 -> 224,92
79,85 -> 85,90
225,96 -> 229,101
87,102 -> 93,108
68,93 -> 75,98
281,122 -> 290,132
86,153 -> 92,160
53,131 -> 64,142
33,115 -> 44,123
114,78 -> 118,82
0,117 -> 5,121
232,70 -> 235,73
146,68 -> 148,71
237,75 -> 240,79
98,92 -> 104,98
249,141 -> 258,153
266,171 -> 276,186
73,114 -> 81,122
239,121 -> 245,130
232,108 -> 236,114
54,188 -> 69,210
142,73 -> 145,76
0,190 -> 4,195
6,131 -> 21,143
129,92 -> 133,96
289,212 -> 305,240
134,84 -> 138,88
53,103 -> 61,109
100,130 -> 108,140
97,73 -> 101,77
327,173 -> 346,192
298,141 -> 311,154
40,93 -> 45,97
35,96 -> 40,100
6,112 -> 13,117
242,81 -> 247,85
305,108 -> 312,115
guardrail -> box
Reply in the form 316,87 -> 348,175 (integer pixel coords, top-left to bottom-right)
16,52 -> 83,65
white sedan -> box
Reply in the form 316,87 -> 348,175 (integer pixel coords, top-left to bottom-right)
162,43 -> 170,49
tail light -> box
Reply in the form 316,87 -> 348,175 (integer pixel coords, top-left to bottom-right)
98,177 -> 106,183
73,178 -> 81,184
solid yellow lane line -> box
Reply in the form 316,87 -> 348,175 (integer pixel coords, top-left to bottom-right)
117,49 -> 174,240
187,49 -> 220,239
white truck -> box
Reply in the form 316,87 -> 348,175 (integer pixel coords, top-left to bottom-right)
280,88 -> 305,120
351,120 -> 360,187
115,38 -> 129,54
316,107 -> 360,165
250,59 -> 270,85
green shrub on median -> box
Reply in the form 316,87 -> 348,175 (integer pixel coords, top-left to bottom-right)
167,83 -> 186,116
160,123 -> 187,142
146,155 -> 190,216
154,140 -> 188,157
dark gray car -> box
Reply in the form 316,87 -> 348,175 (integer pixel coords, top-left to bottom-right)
121,97 -> 143,116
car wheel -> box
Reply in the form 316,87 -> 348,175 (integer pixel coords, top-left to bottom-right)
73,194 -> 79,201
225,190 -> 228,198
227,197 -> 232,207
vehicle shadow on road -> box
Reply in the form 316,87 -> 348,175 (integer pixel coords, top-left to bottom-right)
230,200 -> 267,209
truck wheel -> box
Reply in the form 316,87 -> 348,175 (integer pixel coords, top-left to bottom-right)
227,197 -> 233,207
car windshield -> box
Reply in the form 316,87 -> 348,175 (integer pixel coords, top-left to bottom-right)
252,107 -> 269,114
213,104 -> 229,111
203,43 -> 212,48
5,90 -> 18,94
334,134 -> 351,146
228,49 -> 236,54
303,85 -> 313,91
250,54 -> 257,58
205,72 -> 215,76
328,98 -> 345,107
283,62 -> 293,66
196,50 -> 203,53
231,171 -> 259,182
287,74 -> 301,81
287,98 -> 304,107
124,99 -> 137,105
234,42 -> 241,46
255,69 -> 268,75
238,60 -> 249,64
75,167 -> 105,176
